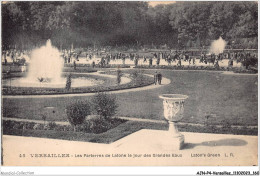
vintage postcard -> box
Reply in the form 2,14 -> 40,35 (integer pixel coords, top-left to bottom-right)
1,0 -> 258,171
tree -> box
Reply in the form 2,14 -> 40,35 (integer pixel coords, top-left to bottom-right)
146,4 -> 175,46
169,2 -> 212,48
2,1 -> 258,49
229,2 -> 257,39
66,101 -> 91,131
91,92 -> 118,119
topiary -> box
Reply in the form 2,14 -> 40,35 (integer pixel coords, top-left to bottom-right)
66,101 -> 91,131
65,74 -> 72,91
117,69 -> 123,84
91,92 -> 118,119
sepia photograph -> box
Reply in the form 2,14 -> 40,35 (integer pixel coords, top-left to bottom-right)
1,0 -> 258,174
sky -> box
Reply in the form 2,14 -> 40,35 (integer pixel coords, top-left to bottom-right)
148,1 -> 176,7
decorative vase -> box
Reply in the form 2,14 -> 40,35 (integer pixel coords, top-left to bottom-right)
159,94 -> 188,150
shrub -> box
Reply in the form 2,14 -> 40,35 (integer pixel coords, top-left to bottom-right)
43,124 -> 49,130
221,120 -> 232,129
65,74 -> 72,91
131,70 -> 139,79
3,120 -> 15,130
66,101 -> 91,131
33,124 -> 42,130
91,92 -> 118,119
62,125 -> 73,131
77,117 -> 126,134
241,56 -> 258,69
117,69 -> 123,84
13,122 -> 24,130
41,115 -> 47,125
47,122 -> 57,130
130,70 -> 145,85
24,122 -> 36,130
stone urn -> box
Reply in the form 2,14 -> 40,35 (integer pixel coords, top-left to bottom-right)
159,94 -> 188,150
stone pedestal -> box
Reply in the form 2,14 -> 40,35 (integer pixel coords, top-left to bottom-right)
157,122 -> 185,150
159,94 -> 188,150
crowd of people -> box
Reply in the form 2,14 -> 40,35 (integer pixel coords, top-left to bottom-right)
77,49 -> 257,69
2,49 -> 30,65
2,47 -> 257,69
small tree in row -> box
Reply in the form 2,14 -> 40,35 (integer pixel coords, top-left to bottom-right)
65,74 -> 72,91
91,92 -> 118,119
66,100 -> 91,131
117,68 -> 123,85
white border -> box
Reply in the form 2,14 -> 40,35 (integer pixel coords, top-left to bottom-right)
0,0 -> 259,175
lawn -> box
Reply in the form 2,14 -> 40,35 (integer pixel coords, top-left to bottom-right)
116,69 -> 258,126
3,69 -> 258,127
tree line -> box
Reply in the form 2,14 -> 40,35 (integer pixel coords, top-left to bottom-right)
2,1 -> 258,50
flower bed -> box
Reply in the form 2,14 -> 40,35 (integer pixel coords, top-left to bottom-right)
3,118 -> 127,134
65,63 -> 130,68
3,119 -> 257,144
63,67 -> 97,73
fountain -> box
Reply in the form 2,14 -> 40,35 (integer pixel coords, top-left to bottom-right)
159,94 -> 188,150
27,39 -> 63,83
3,40 -> 103,88
209,36 -> 226,55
